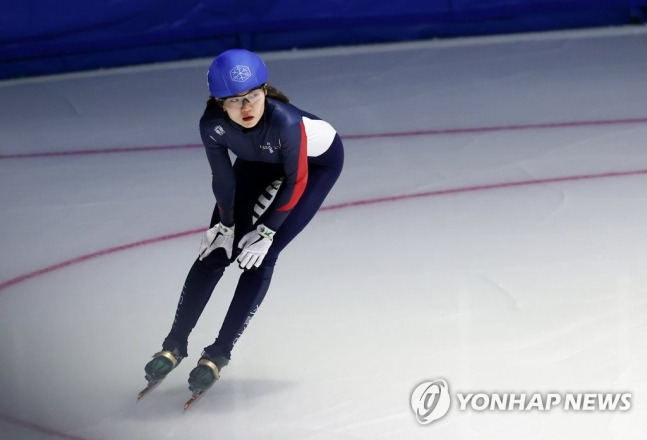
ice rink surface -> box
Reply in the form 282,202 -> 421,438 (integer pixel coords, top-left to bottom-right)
1,26 -> 647,439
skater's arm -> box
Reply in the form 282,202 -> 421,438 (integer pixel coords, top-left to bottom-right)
200,122 -> 236,227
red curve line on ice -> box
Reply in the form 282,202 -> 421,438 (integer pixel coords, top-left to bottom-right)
341,117 -> 647,140
0,230 -> 202,292
1,117 -> 646,159
3,168 -> 647,295
0,413 -> 90,440
321,169 -> 647,209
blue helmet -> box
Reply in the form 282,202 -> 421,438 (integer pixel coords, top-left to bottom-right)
207,49 -> 268,98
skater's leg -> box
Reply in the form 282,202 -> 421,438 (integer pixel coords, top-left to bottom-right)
144,248 -> 233,383
187,257 -> 275,391
163,250 -> 231,356
203,156 -> 343,359
162,160 -> 282,355
187,142 -> 343,392
203,256 -> 276,359
265,166 -> 343,256
141,251 -> 229,395
263,134 -> 344,256
144,252 -> 227,384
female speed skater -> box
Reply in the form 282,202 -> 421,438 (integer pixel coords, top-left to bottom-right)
140,48 -> 344,399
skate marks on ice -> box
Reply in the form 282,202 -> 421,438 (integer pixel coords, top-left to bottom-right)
129,378 -> 296,417
63,379 -> 297,437
67,378 -> 294,440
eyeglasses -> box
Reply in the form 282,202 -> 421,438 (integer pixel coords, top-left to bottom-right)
221,86 -> 266,109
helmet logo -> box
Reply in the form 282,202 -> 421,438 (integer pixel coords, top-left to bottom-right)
230,65 -> 252,82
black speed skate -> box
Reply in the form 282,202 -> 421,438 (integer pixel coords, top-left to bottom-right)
184,354 -> 229,410
137,349 -> 183,400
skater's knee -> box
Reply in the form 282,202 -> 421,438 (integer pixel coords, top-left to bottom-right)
246,256 -> 276,279
261,256 -> 277,269
195,249 -> 232,272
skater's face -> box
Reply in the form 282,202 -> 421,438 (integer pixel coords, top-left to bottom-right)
222,85 -> 267,129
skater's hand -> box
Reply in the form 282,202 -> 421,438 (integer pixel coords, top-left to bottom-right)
237,224 -> 275,269
199,223 -> 235,260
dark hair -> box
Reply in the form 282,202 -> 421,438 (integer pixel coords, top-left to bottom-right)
205,84 -> 289,111
265,85 -> 289,103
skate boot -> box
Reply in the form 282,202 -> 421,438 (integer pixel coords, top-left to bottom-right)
137,348 -> 184,400
188,353 -> 229,391
184,353 -> 229,410
145,349 -> 183,382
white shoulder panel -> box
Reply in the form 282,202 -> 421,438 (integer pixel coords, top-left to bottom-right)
302,116 -> 337,157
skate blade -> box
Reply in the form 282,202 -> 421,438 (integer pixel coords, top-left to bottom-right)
184,390 -> 207,411
137,380 -> 162,400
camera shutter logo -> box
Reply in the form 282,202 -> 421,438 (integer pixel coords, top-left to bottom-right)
411,380 -> 451,425
230,65 -> 252,82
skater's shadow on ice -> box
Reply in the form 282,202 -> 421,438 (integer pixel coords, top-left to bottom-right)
124,378 -> 296,419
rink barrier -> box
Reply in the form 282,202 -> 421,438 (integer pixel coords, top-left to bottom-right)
4,0 -> 646,79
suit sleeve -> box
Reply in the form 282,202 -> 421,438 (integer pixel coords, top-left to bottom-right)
200,119 -> 236,227
263,122 -> 308,231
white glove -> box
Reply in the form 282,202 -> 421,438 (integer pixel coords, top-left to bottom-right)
237,224 -> 276,269
199,223 -> 235,260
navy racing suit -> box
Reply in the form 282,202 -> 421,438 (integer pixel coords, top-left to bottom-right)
162,97 -> 344,360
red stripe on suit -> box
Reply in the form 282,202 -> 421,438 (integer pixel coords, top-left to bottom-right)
278,122 -> 308,212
